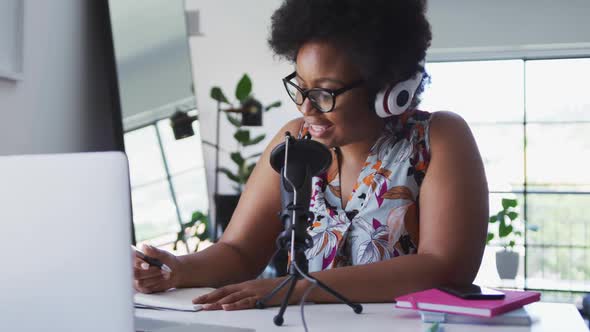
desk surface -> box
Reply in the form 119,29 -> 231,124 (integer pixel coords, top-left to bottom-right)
136,302 -> 587,332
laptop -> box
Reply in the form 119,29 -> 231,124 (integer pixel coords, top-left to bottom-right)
0,152 -> 140,331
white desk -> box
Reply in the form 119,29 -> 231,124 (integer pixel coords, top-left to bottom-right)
136,302 -> 587,332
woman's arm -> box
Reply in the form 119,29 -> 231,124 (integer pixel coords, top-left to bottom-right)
175,118 -> 305,288
293,111 -> 489,302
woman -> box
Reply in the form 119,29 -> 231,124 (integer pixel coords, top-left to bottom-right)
134,0 -> 488,311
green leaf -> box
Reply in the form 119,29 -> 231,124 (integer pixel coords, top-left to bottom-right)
502,198 -> 517,210
242,134 -> 266,147
218,167 -> 241,184
265,101 -> 282,112
514,231 -> 522,236
247,162 -> 256,176
499,224 -> 513,237
245,152 -> 263,160
235,74 -> 252,103
210,87 -> 229,104
486,232 -> 494,244
226,113 -> 242,127
197,232 -> 209,242
507,211 -> 518,220
191,211 -> 208,223
234,130 -> 251,144
508,240 -> 516,248
230,152 -> 245,167
428,322 -> 440,332
489,215 -> 498,223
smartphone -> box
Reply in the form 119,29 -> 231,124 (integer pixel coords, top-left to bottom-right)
437,284 -> 505,300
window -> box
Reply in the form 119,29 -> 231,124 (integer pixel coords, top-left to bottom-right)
421,58 -> 590,302
124,113 -> 209,249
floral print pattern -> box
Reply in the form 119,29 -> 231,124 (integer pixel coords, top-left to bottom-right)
301,109 -> 432,272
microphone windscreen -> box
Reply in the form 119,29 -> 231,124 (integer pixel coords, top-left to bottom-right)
270,138 -> 332,177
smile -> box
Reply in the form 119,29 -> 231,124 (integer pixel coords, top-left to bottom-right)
307,123 -> 333,138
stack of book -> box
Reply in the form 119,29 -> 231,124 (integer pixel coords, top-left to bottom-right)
395,288 -> 541,326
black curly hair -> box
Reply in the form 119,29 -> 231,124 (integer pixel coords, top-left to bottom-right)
268,0 -> 432,108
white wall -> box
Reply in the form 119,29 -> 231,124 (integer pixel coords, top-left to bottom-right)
185,0 -> 296,220
0,1 -> 119,156
185,0 -> 590,218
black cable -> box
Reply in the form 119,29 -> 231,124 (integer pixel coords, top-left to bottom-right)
300,283 -> 317,332
292,261 -> 320,332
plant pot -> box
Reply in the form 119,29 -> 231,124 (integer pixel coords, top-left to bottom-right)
496,249 -> 519,279
214,194 -> 241,237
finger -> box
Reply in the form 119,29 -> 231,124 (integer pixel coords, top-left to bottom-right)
217,290 -> 252,305
134,280 -> 154,294
133,266 -> 163,280
143,244 -> 168,261
135,278 -> 166,293
135,274 -> 165,289
134,257 -> 147,268
222,297 -> 257,311
193,286 -> 234,304
139,277 -> 166,290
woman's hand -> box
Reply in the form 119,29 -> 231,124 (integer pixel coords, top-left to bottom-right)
133,244 -> 181,294
193,277 -> 299,311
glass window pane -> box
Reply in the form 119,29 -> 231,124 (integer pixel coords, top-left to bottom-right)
171,168 -> 210,222
124,126 -> 167,187
526,124 -> 590,192
527,247 -> 590,292
131,181 -> 179,242
471,125 -> 524,192
526,194 -> 590,247
526,58 -> 590,122
157,114 -> 206,175
421,60 -> 524,123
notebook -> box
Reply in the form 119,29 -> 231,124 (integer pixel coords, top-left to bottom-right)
395,288 -> 540,318
134,288 -> 215,312
419,307 -> 536,326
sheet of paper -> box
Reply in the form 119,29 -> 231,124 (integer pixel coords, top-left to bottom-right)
134,287 -> 215,312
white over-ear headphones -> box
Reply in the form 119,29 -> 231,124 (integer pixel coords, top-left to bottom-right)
374,61 -> 425,118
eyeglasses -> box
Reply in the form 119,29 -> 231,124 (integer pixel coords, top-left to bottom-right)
282,72 -> 364,113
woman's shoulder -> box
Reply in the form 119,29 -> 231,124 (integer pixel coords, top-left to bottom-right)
426,111 -> 477,163
428,111 -> 471,144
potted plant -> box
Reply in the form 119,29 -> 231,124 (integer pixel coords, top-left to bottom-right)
174,210 -> 209,253
487,197 -> 537,279
210,74 -> 281,234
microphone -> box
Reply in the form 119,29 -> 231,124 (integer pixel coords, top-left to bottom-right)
257,132 -> 363,321
269,132 -> 332,252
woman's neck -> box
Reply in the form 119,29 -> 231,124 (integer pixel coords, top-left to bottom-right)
338,119 -> 385,165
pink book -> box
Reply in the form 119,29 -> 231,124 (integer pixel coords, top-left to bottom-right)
395,288 -> 540,318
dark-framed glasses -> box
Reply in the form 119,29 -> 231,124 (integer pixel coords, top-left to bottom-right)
282,72 -> 364,113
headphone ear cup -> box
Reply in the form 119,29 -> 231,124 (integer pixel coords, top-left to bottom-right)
374,70 -> 424,118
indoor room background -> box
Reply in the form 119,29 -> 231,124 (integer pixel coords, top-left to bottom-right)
1,0 -> 588,313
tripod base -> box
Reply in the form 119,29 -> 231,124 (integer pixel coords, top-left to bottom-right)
256,269 -> 363,326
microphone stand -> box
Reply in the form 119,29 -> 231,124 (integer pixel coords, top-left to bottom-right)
255,133 -> 362,326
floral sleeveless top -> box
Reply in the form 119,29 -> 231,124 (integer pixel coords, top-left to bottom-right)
300,109 -> 432,272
